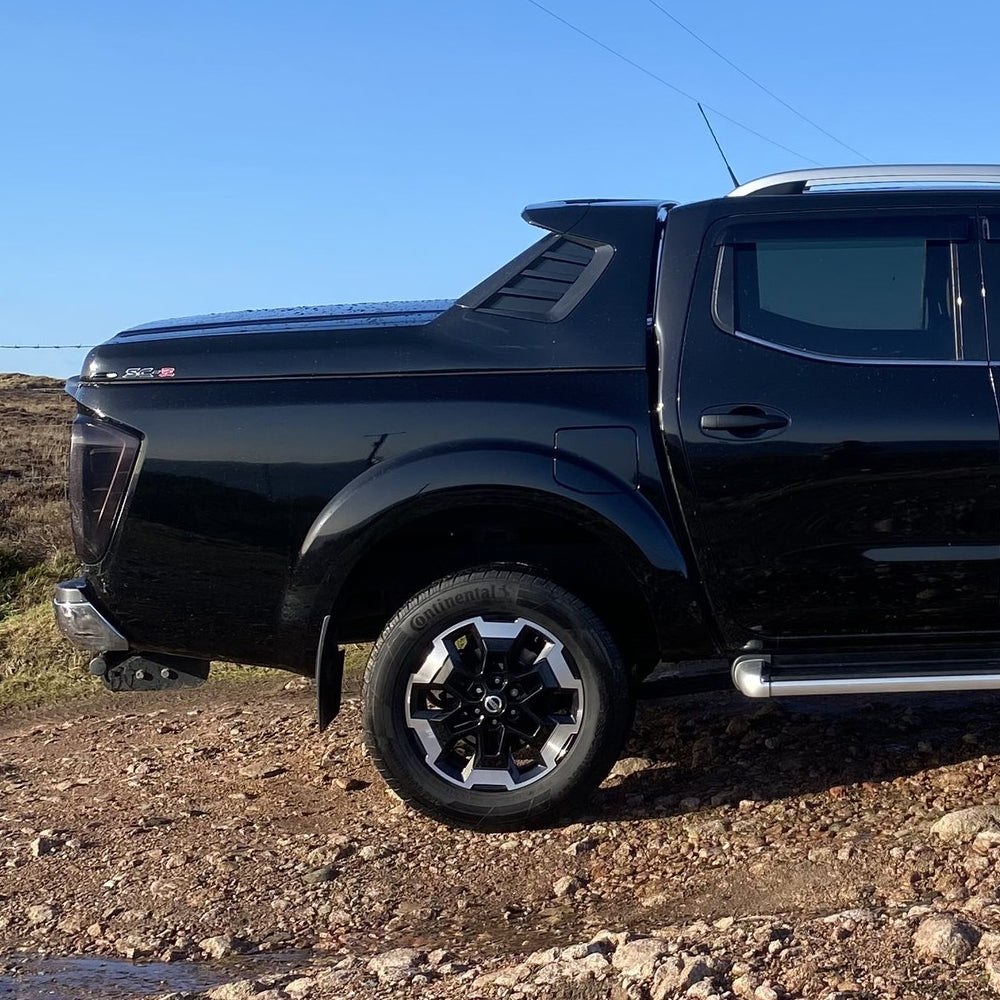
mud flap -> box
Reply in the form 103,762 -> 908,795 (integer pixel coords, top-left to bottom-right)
315,615 -> 345,732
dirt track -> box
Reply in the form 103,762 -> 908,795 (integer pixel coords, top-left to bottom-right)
4,676 -> 1000,998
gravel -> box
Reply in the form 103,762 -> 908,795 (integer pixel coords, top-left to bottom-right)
5,680 -> 1000,997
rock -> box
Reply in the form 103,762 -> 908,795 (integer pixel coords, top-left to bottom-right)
641,890 -> 673,909
690,736 -> 715,768
651,955 -> 714,998
973,831 -> 1000,855
726,716 -> 750,737
931,806 -> 1000,842
612,937 -> 671,980
115,933 -> 156,959
532,963 -> 568,986
206,982 -> 263,1000
912,913 -> 980,965
301,865 -> 337,885
57,915 -> 82,934
564,838 -> 598,856
199,935 -> 241,959
820,908 -> 877,924
30,835 -> 60,857
526,947 -> 562,966
754,986 -> 779,1000
732,974 -> 758,999
564,952 -> 611,979
589,929 -> 631,950
334,777 -> 368,791
283,980 -> 315,1000
986,954 -> 1000,992
686,983 -> 717,999
238,763 -> 286,779
561,942 -> 603,961
367,947 -> 425,985
481,963 -> 532,988
609,757 -> 652,779
26,904 -> 54,925
553,876 -> 582,897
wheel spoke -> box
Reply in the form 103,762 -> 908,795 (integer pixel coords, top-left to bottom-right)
504,716 -> 542,743
509,671 -> 544,703
442,630 -> 483,678
474,724 -> 507,768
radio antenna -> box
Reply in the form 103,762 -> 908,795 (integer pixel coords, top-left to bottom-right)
698,103 -> 740,188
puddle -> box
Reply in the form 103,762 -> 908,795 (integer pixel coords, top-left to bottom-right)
0,954 -> 310,1000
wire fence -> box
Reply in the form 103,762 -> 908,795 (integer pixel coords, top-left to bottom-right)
1,475 -> 67,483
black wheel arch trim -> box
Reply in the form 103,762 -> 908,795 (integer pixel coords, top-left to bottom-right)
281,443 -> 706,654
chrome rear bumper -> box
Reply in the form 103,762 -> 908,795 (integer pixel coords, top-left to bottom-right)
53,579 -> 128,653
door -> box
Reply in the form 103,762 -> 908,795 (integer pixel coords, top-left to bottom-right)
676,208 -> 1000,643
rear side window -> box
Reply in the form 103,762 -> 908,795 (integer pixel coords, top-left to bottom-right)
714,220 -> 963,361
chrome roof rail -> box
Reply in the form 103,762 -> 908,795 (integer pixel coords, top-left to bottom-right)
728,164 -> 1000,197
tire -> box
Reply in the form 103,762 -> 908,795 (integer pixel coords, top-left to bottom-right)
362,567 -> 633,829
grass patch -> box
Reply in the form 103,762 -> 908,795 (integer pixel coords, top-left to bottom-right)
0,547 -> 30,606
0,601 -> 95,708
1,552 -> 79,618
0,376 -> 85,708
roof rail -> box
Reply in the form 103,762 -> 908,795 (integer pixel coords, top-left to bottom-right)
728,164 -> 1000,198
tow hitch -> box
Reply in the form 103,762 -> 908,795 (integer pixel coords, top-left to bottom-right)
89,652 -> 210,692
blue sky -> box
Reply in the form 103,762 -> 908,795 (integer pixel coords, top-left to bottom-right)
3,0 -> 1000,377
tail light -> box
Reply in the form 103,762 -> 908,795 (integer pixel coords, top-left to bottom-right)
69,415 -> 142,564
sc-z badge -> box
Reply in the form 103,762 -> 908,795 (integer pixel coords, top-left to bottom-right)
120,367 -> 177,379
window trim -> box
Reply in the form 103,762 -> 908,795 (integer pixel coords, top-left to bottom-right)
729,328 -> 986,367
951,242 -> 964,360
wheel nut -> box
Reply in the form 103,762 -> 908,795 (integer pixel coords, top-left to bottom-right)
509,709 -> 519,719
492,676 -> 502,686
474,708 -> 482,716
509,687 -> 519,698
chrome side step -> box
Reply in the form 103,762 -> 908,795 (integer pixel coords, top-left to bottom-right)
732,653 -> 1000,698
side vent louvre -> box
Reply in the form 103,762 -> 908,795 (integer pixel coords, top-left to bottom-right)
482,239 -> 594,317
458,234 -> 612,323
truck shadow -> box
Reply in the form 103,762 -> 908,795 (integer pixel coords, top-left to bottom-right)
592,686 -> 1000,819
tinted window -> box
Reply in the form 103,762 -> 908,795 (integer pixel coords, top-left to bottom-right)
727,234 -> 957,360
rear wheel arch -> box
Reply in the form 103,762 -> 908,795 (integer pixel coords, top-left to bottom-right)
325,490 -> 668,673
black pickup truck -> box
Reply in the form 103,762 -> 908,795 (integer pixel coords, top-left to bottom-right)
55,165 -> 1000,827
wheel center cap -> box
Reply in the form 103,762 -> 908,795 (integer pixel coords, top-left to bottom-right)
483,694 -> 504,715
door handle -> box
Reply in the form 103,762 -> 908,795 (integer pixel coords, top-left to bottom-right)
700,413 -> 788,432
699,406 -> 790,439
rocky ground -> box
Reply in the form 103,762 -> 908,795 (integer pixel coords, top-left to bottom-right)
5,676 -> 1000,998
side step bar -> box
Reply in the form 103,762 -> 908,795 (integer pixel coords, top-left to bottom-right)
732,653 -> 1000,698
